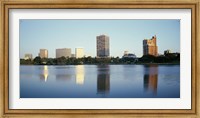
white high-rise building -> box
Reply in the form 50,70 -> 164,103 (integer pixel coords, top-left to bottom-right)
75,48 -> 84,58
39,49 -> 48,58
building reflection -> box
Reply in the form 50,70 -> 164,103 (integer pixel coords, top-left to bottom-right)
75,65 -> 85,85
97,65 -> 110,95
56,74 -> 73,81
55,66 -> 73,81
40,65 -> 49,82
143,65 -> 158,95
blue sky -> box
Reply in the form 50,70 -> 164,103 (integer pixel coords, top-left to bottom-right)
20,19 -> 180,58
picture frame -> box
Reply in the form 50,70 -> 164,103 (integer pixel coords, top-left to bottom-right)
0,0 -> 199,117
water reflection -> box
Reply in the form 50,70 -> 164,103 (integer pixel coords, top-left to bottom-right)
97,65 -> 110,95
40,65 -> 49,82
56,74 -> 73,81
75,65 -> 85,85
54,66 -> 73,81
143,65 -> 158,95
21,65 -> 180,98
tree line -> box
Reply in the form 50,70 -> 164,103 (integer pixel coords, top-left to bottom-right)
20,53 -> 180,65
138,53 -> 180,64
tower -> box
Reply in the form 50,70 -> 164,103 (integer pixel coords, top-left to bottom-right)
75,48 -> 84,58
39,49 -> 48,58
96,34 -> 110,57
143,35 -> 158,56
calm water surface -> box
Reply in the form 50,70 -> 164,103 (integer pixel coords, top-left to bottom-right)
20,65 -> 180,98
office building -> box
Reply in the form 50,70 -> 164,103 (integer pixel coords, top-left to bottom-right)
24,54 -> 32,60
75,48 -> 84,58
143,35 -> 158,56
56,48 -> 71,58
96,34 -> 110,57
122,53 -> 137,59
39,49 -> 48,58
124,51 -> 129,56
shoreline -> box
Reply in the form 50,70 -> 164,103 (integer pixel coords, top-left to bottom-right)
20,63 -> 180,66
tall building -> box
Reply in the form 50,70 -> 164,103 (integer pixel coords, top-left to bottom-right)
143,35 -> 158,56
24,54 -> 32,60
96,34 -> 110,57
39,49 -> 48,58
75,48 -> 84,58
56,48 -> 71,58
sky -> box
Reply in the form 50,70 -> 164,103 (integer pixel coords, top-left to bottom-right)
20,19 -> 180,58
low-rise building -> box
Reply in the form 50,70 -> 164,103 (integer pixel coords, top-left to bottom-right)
56,48 -> 71,58
24,54 -> 32,60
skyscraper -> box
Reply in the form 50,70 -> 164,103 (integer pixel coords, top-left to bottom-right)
143,35 -> 158,56
96,34 -> 110,57
39,49 -> 48,58
56,48 -> 71,58
75,48 -> 84,58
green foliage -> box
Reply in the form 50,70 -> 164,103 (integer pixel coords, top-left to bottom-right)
121,57 -> 137,64
47,58 -> 56,65
140,55 -> 156,63
20,53 -> 180,65
33,56 -> 42,65
20,59 -> 33,65
56,56 -> 67,65
137,53 -> 180,64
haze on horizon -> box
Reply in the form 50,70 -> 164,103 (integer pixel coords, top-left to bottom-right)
20,19 -> 180,58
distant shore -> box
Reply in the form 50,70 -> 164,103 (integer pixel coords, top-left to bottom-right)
134,62 -> 180,65
20,62 -> 180,66
20,54 -> 180,66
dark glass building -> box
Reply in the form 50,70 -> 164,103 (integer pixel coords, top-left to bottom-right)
96,35 -> 110,57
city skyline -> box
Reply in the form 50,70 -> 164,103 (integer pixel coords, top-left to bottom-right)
20,19 -> 180,58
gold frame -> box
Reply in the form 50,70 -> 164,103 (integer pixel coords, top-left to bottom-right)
0,0 -> 199,117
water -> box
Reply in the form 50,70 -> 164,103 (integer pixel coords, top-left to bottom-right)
20,65 -> 180,98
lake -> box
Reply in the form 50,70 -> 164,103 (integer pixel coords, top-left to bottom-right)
20,65 -> 180,98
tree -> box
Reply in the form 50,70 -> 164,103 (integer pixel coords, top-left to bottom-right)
140,55 -> 156,63
56,56 -> 67,65
47,58 -> 55,65
20,59 -> 33,65
33,56 -> 42,65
